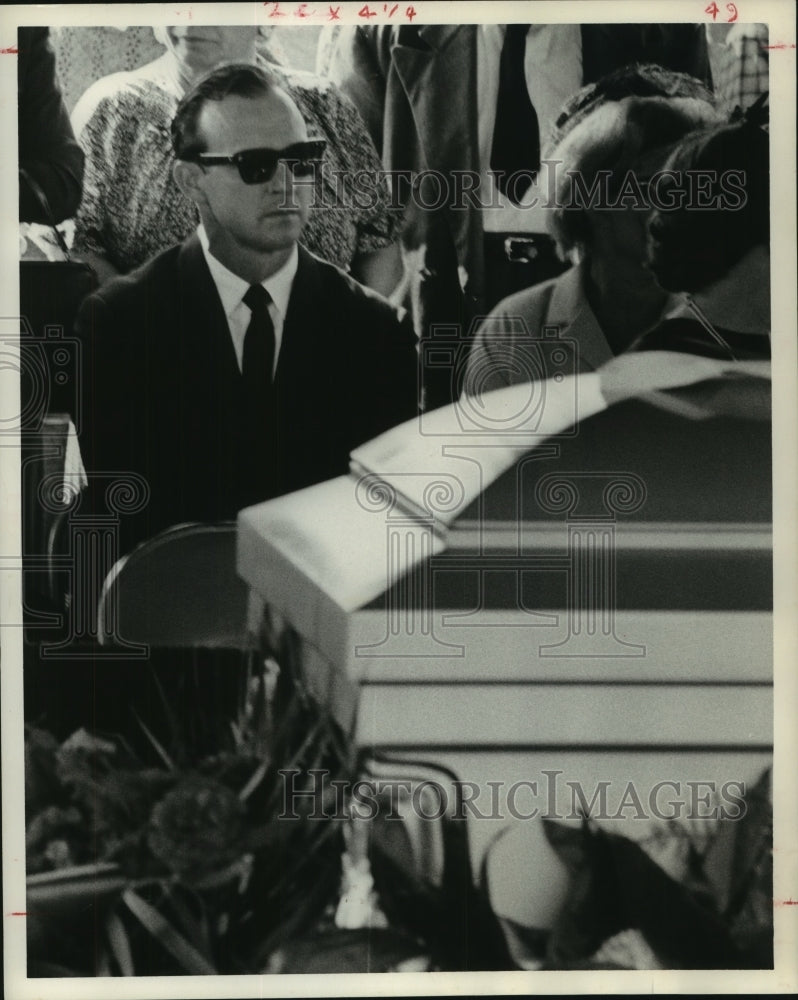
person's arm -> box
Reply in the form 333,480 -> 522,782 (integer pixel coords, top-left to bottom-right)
304,65 -> 404,295
74,287 -> 147,478
18,28 -> 84,224
318,25 -> 389,154
350,240 -> 404,298
71,247 -> 122,288
360,301 -> 420,440
70,85 -> 123,278
74,287 -> 156,557
74,291 -> 115,473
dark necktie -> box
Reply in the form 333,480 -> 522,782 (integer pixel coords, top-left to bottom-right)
240,284 -> 276,501
242,284 -> 275,410
490,24 -> 541,205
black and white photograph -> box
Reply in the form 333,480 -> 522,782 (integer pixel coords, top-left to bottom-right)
1,1 -> 796,995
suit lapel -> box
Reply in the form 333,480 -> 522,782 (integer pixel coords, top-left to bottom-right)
275,246 -> 325,389
547,263 -> 614,372
271,248 -> 338,491
176,233 -> 241,384
174,233 -> 244,459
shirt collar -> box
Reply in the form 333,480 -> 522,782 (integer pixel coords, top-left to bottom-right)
197,224 -> 299,320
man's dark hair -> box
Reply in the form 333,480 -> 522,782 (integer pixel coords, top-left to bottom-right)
171,63 -> 280,161
647,107 -> 770,293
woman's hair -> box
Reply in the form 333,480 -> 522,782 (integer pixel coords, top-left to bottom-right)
646,108 -> 770,293
546,92 -> 720,259
546,63 -> 716,154
171,63 -> 281,161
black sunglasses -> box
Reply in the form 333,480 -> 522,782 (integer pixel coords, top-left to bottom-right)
194,139 -> 327,184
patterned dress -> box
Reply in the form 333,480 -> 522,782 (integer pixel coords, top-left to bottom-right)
72,54 -> 400,273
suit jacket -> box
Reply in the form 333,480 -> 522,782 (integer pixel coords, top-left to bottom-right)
466,262 -> 615,395
18,27 -> 84,224
75,235 -> 418,552
324,24 -> 712,322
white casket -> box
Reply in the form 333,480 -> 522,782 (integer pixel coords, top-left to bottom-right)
238,372 -> 772,870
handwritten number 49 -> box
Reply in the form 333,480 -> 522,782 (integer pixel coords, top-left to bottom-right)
705,2 -> 739,21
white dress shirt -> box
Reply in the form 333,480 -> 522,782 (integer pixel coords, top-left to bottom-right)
197,224 -> 298,377
477,24 -> 583,233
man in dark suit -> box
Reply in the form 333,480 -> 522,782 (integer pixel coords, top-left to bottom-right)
75,63 -> 418,553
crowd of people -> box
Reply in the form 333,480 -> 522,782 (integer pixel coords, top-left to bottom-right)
18,22 -> 772,559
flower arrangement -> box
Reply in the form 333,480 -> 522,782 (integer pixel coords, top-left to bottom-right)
25,639 -> 358,976
25,625 -> 467,976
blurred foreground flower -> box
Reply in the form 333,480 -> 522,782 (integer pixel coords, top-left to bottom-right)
148,776 -> 245,877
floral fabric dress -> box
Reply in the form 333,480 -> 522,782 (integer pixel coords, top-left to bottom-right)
72,54 -> 400,274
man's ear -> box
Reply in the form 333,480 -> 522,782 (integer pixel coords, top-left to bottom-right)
173,160 -> 205,203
